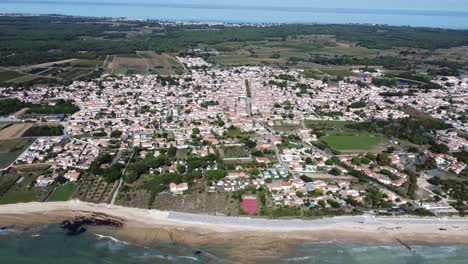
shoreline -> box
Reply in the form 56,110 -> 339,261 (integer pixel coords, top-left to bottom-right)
0,12 -> 467,30
2,200 -> 468,262
1,200 -> 468,242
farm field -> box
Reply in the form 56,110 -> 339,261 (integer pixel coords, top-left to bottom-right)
71,59 -> 103,67
221,145 -> 250,158
0,70 -> 25,82
0,123 -> 33,140
0,138 -> 35,169
109,54 -> 147,75
0,168 -> 50,205
47,182 -> 77,201
108,52 -> 184,75
0,122 -> 13,131
321,133 -> 386,152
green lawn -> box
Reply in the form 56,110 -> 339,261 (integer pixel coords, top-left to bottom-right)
322,133 -> 385,151
48,182 -> 77,201
0,71 -> 25,82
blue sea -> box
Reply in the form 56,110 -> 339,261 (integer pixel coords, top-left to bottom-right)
1,225 -> 468,263
1,0 -> 468,29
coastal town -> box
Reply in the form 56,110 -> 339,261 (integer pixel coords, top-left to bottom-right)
0,54 -> 467,217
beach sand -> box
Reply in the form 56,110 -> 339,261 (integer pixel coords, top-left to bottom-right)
1,200 -> 468,263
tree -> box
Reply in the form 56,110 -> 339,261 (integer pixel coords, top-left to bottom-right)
329,167 -> 342,176
249,168 -> 260,176
318,200 -> 326,208
176,163 -> 186,174
251,150 -> 264,157
192,127 -> 200,135
430,143 -> 449,154
204,169 -> 227,181
191,170 -> 203,179
110,130 -> 122,138
377,152 -> 391,166
327,199 -> 341,208
167,146 -> 177,158
243,139 -> 257,149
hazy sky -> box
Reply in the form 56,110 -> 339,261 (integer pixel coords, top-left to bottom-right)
12,0 -> 468,11
67,0 -> 468,11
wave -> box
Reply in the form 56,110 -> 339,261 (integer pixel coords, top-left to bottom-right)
284,256 -> 313,262
95,233 -> 129,245
137,253 -> 200,262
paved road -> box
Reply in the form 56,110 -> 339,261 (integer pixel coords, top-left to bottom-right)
260,122 -> 292,175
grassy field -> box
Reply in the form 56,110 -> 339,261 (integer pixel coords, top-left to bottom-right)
304,120 -> 357,128
0,138 -> 35,169
0,70 -> 25,82
113,65 -> 128,75
322,133 -> 385,152
48,182 -> 77,201
0,172 -> 45,204
71,59 -> 103,67
222,145 -> 250,158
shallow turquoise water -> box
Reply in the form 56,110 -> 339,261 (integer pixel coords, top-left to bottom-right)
1,0 -> 468,29
1,225 -> 468,264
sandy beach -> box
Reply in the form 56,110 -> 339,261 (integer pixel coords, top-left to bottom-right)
1,200 -> 468,262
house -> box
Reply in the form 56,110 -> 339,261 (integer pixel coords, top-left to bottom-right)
36,176 -> 55,187
256,157 -> 270,164
169,182 -> 188,194
64,171 -> 80,182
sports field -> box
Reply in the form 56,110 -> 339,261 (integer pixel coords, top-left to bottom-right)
322,133 -> 385,152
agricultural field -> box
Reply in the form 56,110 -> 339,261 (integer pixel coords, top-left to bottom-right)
272,121 -> 301,134
0,123 -> 33,139
0,171 -> 20,198
0,167 -> 51,204
0,138 -> 35,169
74,173 -> 119,203
108,52 -> 184,75
321,133 -> 386,152
71,59 -> 104,67
0,122 -> 13,131
109,54 -> 147,75
221,145 -> 250,158
47,182 -> 77,201
151,183 -> 239,215
203,36 -> 383,68
0,70 -> 25,82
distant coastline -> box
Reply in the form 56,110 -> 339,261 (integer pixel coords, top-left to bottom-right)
0,1 -> 468,29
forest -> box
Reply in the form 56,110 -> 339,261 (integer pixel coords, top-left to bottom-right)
2,15 -> 468,67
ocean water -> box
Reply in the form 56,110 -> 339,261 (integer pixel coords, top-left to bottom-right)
1,225 -> 468,263
1,0 -> 468,29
